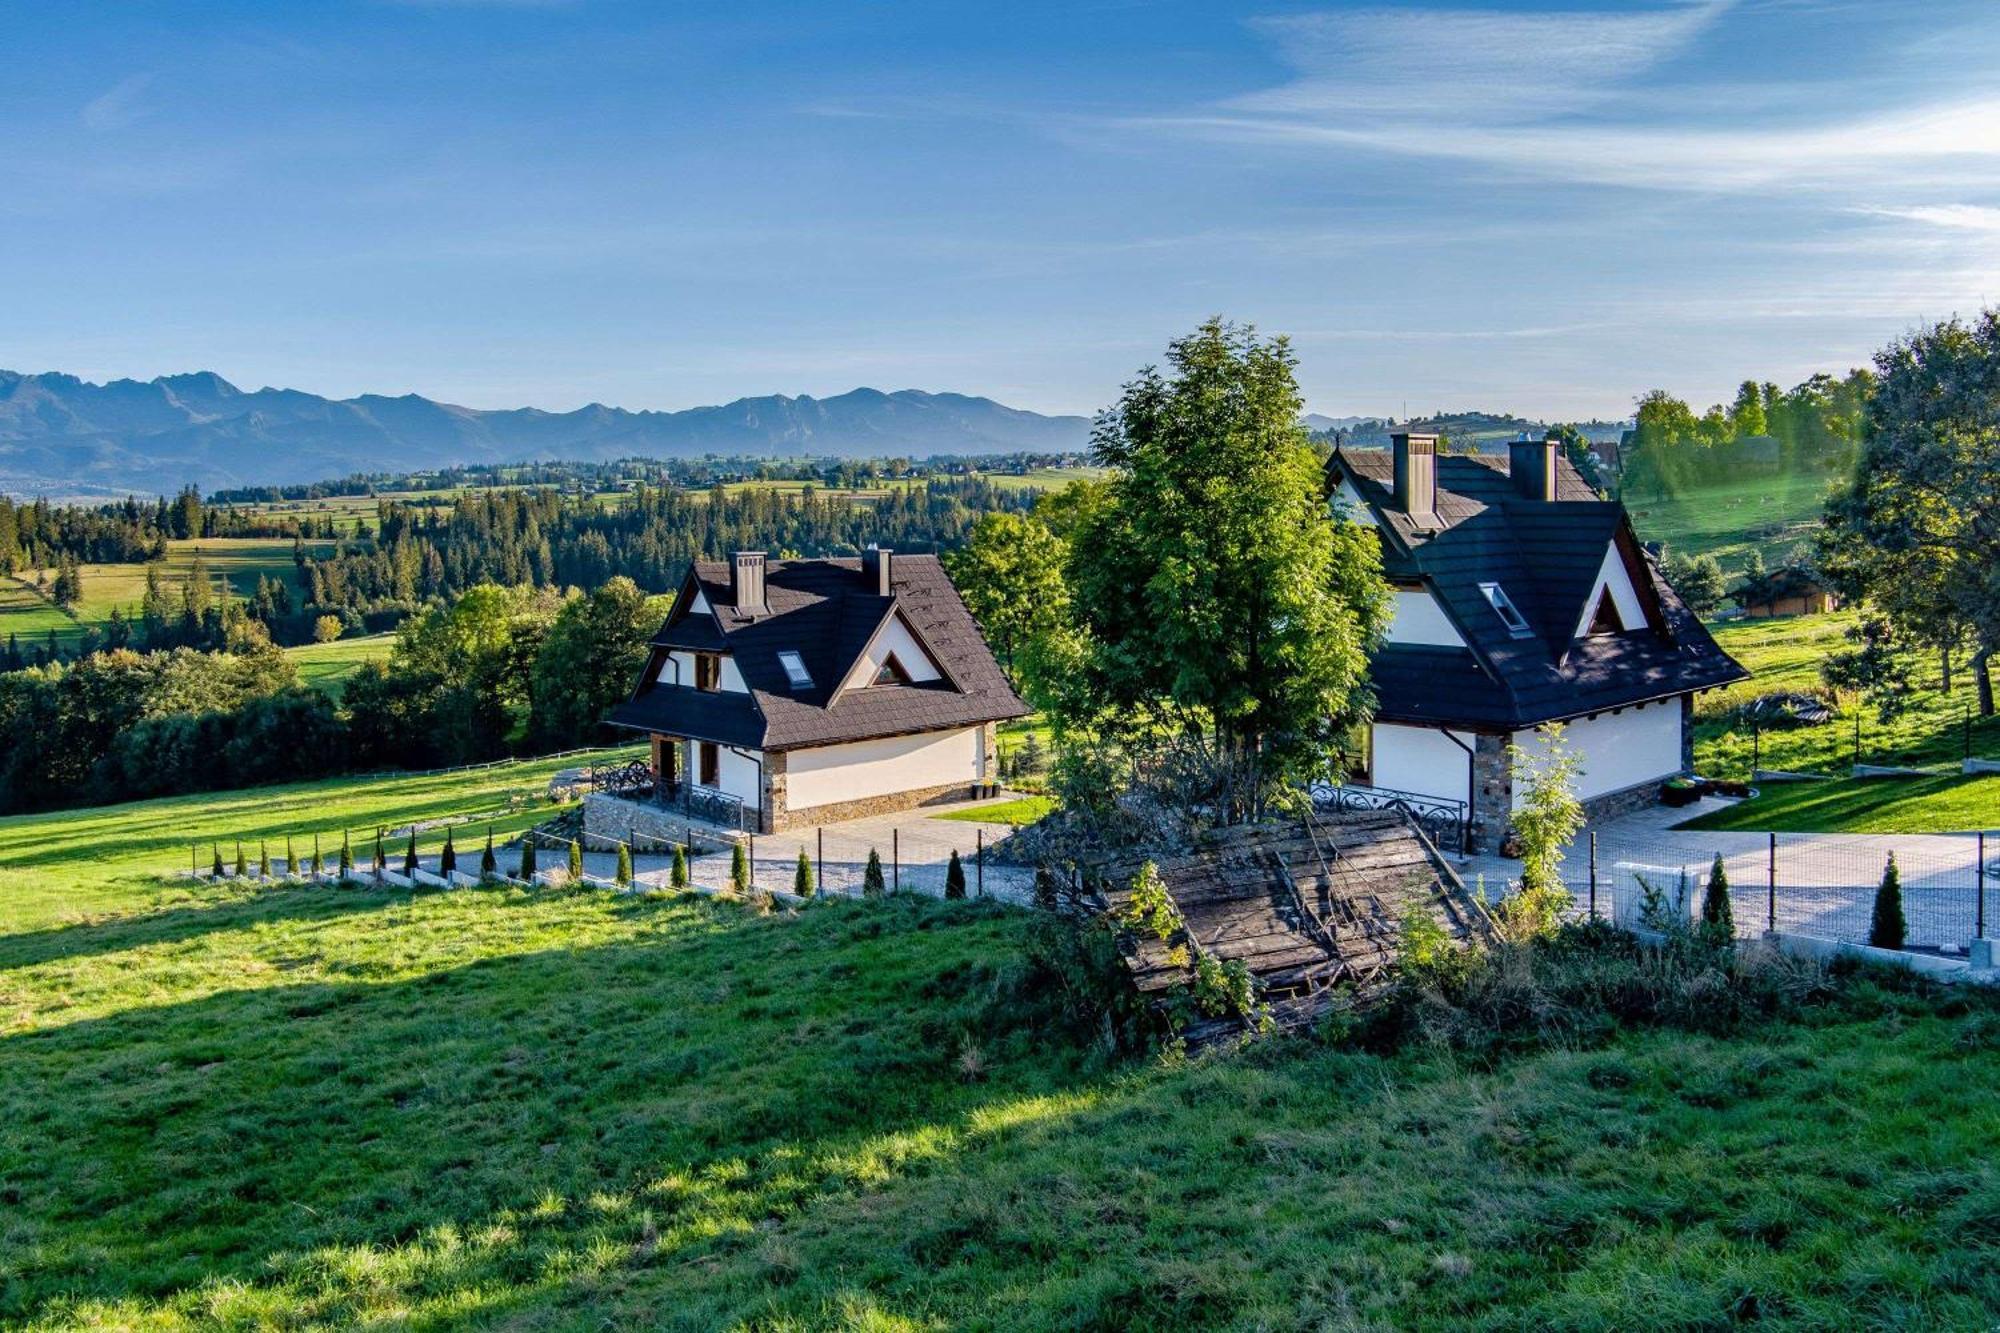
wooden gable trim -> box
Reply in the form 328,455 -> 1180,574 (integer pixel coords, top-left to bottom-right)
825,602 -> 962,709
1612,521 -> 1669,638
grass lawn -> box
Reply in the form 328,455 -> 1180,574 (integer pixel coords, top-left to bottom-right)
930,794 -> 1056,826
1689,611 -> 2000,832
0,747 -> 639,932
3,782 -> 1998,1327
1625,470 -> 1836,574
284,631 -> 395,695
0,575 -> 81,649
1678,773 -> 2000,834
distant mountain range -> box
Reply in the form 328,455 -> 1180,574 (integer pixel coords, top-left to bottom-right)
0,370 -> 1093,498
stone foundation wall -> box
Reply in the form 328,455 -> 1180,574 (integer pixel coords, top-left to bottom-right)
775,779 -> 985,831
582,792 -> 740,850
1579,777 -> 1668,826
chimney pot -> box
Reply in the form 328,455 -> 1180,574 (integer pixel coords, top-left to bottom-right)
863,544 -> 893,596
731,550 -> 768,615
1391,432 -> 1438,520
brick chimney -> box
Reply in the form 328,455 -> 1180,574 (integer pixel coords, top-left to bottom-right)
1508,432 -> 1560,501
731,550 -> 768,615
862,544 -> 893,596
1391,432 -> 1438,520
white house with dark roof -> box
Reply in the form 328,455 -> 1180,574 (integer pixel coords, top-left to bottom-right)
1328,432 -> 1748,853
604,547 -> 1029,832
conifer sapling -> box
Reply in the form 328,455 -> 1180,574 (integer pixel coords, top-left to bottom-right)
339,832 -> 354,879
568,839 -> 583,881
794,848 -> 815,898
234,842 -> 247,878
404,829 -> 418,876
212,844 -> 225,878
1870,851 -> 1906,950
945,848 -> 967,900
520,837 -> 538,881
863,847 -> 886,899
440,829 -> 457,878
259,841 -> 271,879
671,843 -> 688,888
481,827 -> 498,879
730,841 -> 750,895
1699,852 -> 1734,946
616,842 -> 633,886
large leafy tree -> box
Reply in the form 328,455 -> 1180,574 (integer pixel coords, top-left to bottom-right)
526,576 -> 663,747
1047,319 -> 1389,818
946,510 -> 1069,682
1821,311 -> 2000,715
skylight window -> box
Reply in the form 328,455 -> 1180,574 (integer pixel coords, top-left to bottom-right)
1479,582 -> 1533,637
777,650 -> 813,691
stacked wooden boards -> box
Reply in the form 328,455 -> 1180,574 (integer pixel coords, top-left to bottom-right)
1094,809 -> 1487,1042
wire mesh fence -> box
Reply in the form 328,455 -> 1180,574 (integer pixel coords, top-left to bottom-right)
1546,829 -> 1997,951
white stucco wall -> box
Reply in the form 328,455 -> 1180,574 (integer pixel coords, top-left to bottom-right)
1369,723 -> 1475,807
659,649 -> 748,693
785,726 -> 983,812
1331,476 -> 1377,525
838,612 -> 945,693
1385,588 -> 1465,647
1510,699 -> 1682,807
1572,542 -> 1649,637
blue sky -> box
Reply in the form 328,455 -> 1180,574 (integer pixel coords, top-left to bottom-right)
4,0 -> 1998,420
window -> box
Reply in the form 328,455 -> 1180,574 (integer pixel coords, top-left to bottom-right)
1585,590 -> 1623,636
694,652 -> 721,692
699,740 -> 719,787
1479,582 -> 1533,637
872,652 -> 913,687
776,650 -> 813,690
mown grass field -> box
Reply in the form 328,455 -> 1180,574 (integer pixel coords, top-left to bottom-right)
284,631 -> 395,695
6,537 -> 336,646
1689,611 -> 1999,832
2,770 -> 1998,1328
1624,470 -> 1836,572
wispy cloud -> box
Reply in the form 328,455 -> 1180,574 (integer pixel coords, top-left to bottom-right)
80,73 -> 153,131
1856,203 -> 2000,232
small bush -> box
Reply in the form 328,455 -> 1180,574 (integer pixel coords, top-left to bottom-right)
568,840 -> 584,882
258,842 -> 271,879
944,849 -> 967,900
520,838 -> 538,881
1870,852 -> 1906,951
403,830 -> 418,876
372,829 -> 385,874
338,833 -> 354,879
234,842 -> 247,878
616,843 -> 633,887
1700,853 -> 1735,947
863,847 -> 886,899
211,844 -> 224,878
794,848 -> 815,898
671,844 -> 688,888
440,830 -> 457,878
285,837 -> 297,877
730,842 -> 750,895
480,828 -> 497,879
310,836 -> 322,876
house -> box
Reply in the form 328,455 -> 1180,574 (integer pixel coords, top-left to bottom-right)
1732,565 -> 1840,619
603,547 -> 1029,833
1326,432 -> 1748,852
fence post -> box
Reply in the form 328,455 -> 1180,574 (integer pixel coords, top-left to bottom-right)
817,827 -> 824,892
1767,832 -> 1777,934
893,828 -> 900,894
748,832 -> 756,894
1588,831 -> 1597,921
1979,831 -> 1987,940
977,828 -> 985,897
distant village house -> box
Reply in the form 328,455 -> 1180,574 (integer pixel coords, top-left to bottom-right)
1731,566 -> 1840,619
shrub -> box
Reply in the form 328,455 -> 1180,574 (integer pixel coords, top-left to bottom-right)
794,848 -> 815,898
567,839 -> 583,881
1870,852 -> 1906,951
671,844 -> 688,888
285,837 -> 296,877
481,828 -> 497,879
234,842 -> 247,878
311,835 -> 322,876
730,842 -> 750,895
520,837 -> 538,881
404,830 -> 418,876
1033,864 -> 1061,912
1500,724 -> 1583,940
616,842 -> 633,887
338,832 -> 354,879
258,841 -> 271,879
440,830 -> 457,878
863,847 -> 886,898
373,829 -> 385,874
945,849 -> 967,900
1700,853 -> 1735,947
211,844 -> 224,878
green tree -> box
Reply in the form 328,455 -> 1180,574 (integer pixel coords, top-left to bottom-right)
730,841 -> 750,895
234,841 -> 247,878
404,829 -> 418,875
373,828 -> 385,874
258,841 -> 271,879
285,836 -> 296,877
615,841 -> 633,887
1870,853 -> 1906,950
671,843 -> 688,888
863,847 -> 886,899
794,847 -> 815,898
567,839 -> 583,882
1699,853 -> 1735,947
440,829 -> 457,877
1501,724 -> 1583,940
211,843 -> 224,878
1664,551 -> 1726,619
520,837 -> 538,881
947,511 -> 1069,681
526,577 -> 660,747
481,827 -> 498,879
1033,864 -> 1060,912
1821,311 -> 2000,715
1047,319 -> 1390,819
338,832 -> 354,879
944,848 -> 967,900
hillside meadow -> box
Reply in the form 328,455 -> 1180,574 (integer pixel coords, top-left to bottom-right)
3,768 -> 1999,1327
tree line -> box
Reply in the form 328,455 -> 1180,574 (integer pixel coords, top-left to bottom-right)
1622,372 -> 1872,500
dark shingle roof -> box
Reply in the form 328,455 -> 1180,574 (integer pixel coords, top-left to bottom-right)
1332,447 -> 1747,728
608,553 -> 1029,751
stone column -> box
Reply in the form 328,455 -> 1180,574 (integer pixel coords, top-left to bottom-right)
760,749 -> 788,834
1470,732 -> 1513,853
1679,693 -> 1695,773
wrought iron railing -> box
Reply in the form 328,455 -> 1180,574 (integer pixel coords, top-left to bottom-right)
1310,780 -> 1470,855
587,762 -> 753,832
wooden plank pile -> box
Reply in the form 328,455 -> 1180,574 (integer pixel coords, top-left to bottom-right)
1093,808 -> 1486,1044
